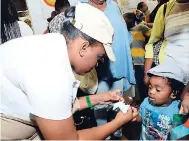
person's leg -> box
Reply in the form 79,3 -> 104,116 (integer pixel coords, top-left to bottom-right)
134,65 -> 147,102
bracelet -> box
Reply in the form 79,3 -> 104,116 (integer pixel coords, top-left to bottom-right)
86,96 -> 94,110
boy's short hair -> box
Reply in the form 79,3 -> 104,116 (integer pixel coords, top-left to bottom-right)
137,2 -> 144,10
55,0 -> 70,13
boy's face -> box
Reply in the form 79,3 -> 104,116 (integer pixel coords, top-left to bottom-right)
148,76 -> 173,106
141,3 -> 148,12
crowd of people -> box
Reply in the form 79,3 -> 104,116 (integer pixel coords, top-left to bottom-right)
0,0 -> 189,140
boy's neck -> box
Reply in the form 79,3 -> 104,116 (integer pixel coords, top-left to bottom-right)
161,101 -> 173,107
151,99 -> 173,107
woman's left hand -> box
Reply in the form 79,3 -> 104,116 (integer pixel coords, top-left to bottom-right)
99,89 -> 124,104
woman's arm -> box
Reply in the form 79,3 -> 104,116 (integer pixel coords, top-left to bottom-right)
144,5 -> 166,83
78,89 -> 123,111
35,107 -> 138,140
181,82 -> 189,100
145,5 -> 166,59
144,58 -> 153,85
180,82 -> 189,114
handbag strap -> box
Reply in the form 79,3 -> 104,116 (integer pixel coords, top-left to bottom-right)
161,3 -> 167,40
163,3 -> 167,16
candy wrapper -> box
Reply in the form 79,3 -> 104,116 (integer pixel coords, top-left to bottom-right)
113,101 -> 130,114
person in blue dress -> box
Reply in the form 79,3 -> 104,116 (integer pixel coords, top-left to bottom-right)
80,0 -> 136,139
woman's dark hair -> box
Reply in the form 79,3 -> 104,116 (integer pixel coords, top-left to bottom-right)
47,0 -> 70,23
137,2 -> 145,10
60,6 -> 99,46
1,0 -> 21,43
55,0 -> 70,14
149,74 -> 185,99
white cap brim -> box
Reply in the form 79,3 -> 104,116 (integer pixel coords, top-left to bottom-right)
104,44 -> 116,62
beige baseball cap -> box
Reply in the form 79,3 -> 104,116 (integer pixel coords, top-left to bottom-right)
74,3 -> 116,61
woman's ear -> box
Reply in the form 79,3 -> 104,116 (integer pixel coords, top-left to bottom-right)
79,41 -> 89,57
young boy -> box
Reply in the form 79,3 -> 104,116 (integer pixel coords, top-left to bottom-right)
136,2 -> 150,24
123,13 -> 151,102
136,63 -> 186,140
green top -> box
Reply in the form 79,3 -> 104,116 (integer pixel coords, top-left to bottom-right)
173,114 -> 183,121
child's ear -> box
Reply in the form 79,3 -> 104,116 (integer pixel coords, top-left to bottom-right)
170,93 -> 177,99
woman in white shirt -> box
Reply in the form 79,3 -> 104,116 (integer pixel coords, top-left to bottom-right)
0,3 -> 138,140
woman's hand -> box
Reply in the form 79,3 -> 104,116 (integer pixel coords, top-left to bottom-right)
99,89 -> 124,104
144,73 -> 149,86
179,94 -> 189,114
114,107 -> 138,126
179,83 -> 189,114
